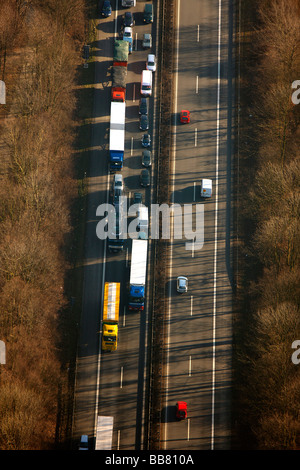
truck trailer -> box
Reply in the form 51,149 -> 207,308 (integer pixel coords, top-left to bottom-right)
95,416 -> 114,450
112,40 -> 129,102
128,239 -> 148,311
111,66 -> 127,102
102,282 -> 120,351
109,101 -> 125,171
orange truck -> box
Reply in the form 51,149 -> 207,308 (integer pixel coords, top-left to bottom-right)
111,40 -> 129,102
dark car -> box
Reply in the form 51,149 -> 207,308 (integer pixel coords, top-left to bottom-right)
140,169 -> 150,187
123,11 -> 135,27
139,114 -> 149,131
139,97 -> 149,115
142,150 -> 151,167
111,174 -> 123,205
141,133 -> 151,147
101,0 -> 112,17
143,3 -> 153,23
133,192 -> 143,205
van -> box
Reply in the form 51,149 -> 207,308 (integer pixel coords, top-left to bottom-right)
201,179 -> 212,198
141,70 -> 152,97
143,3 -> 153,23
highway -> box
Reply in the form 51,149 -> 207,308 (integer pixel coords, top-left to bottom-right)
72,0 -> 235,451
162,0 -> 234,450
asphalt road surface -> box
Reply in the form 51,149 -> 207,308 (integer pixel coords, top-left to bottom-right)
162,0 -> 234,450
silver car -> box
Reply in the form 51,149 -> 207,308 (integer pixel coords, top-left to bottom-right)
146,53 -> 156,72
142,33 -> 152,49
176,276 -> 188,293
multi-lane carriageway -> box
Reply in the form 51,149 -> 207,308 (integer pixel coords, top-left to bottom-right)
73,0 -> 235,451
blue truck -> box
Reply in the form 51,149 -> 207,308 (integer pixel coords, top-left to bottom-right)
128,239 -> 148,311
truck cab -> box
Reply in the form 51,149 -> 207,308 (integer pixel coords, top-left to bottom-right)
102,323 -> 118,351
129,285 -> 145,311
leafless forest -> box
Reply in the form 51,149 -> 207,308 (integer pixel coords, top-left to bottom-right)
0,0 -> 89,449
236,0 -> 300,450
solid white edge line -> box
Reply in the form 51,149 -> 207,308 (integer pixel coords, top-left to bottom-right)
211,0 -> 222,451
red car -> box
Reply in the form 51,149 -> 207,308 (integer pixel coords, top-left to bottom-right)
180,110 -> 190,123
176,401 -> 187,420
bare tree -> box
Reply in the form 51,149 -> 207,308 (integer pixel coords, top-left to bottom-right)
0,0 -> 20,80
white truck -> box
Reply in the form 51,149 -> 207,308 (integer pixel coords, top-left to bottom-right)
201,179 -> 212,198
95,416 -> 114,450
109,101 -> 125,171
128,239 -> 148,311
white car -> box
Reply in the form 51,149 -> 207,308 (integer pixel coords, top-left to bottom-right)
123,26 -> 133,39
177,276 -> 188,293
146,54 -> 156,72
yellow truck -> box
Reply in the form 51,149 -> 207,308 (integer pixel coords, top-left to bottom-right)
102,282 -> 120,351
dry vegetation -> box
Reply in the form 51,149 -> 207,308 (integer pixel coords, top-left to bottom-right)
0,0 -> 89,450
236,0 -> 300,449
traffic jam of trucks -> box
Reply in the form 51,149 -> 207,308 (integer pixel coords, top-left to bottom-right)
103,1 -> 153,354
